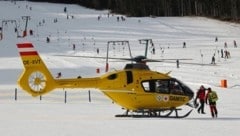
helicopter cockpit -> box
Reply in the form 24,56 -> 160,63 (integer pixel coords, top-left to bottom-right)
141,78 -> 194,99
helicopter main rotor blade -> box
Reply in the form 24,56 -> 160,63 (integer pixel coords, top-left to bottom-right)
159,60 -> 218,66
54,54 -> 193,63
143,58 -> 193,62
54,54 -> 133,61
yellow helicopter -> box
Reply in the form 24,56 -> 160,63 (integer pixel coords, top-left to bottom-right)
16,41 -> 195,118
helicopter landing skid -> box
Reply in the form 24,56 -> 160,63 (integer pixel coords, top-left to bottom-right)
115,108 -> 193,118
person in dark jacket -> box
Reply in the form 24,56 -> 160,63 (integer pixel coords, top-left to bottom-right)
195,85 -> 206,114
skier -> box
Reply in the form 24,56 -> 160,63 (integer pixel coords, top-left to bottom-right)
233,40 -> 237,48
183,42 -> 186,48
206,88 -> 218,118
64,7 -> 67,13
224,42 -> 227,48
152,47 -> 155,54
96,48 -> 99,54
0,27 -> 2,40
56,72 -> 62,78
221,49 -> 224,58
29,29 -> 33,36
176,59 -> 179,68
211,54 -> 215,64
46,37 -> 50,43
72,44 -> 76,50
195,85 -> 206,114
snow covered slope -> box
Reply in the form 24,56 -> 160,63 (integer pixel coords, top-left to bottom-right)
0,1 -> 240,136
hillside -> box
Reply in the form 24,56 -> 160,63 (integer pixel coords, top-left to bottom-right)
0,1 -> 240,136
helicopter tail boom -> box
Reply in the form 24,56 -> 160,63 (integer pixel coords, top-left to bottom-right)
17,43 -> 56,96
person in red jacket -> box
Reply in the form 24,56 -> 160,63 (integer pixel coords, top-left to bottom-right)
195,85 -> 206,114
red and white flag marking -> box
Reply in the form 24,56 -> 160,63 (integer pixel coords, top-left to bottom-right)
17,43 -> 38,56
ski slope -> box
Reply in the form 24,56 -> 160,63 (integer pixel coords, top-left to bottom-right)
0,1 -> 240,136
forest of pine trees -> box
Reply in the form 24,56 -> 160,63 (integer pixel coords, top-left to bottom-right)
29,0 -> 240,21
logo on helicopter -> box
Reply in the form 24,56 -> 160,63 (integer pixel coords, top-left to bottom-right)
156,95 -> 169,102
156,95 -> 185,102
169,96 -> 185,102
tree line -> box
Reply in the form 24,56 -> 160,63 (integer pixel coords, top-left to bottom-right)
29,0 -> 240,21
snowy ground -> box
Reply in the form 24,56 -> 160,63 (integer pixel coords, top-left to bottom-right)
0,1 -> 240,136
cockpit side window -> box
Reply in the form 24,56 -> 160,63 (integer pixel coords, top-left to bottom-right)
155,80 -> 169,94
142,79 -> 187,95
142,80 -> 169,93
142,82 -> 150,92
142,81 -> 155,92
